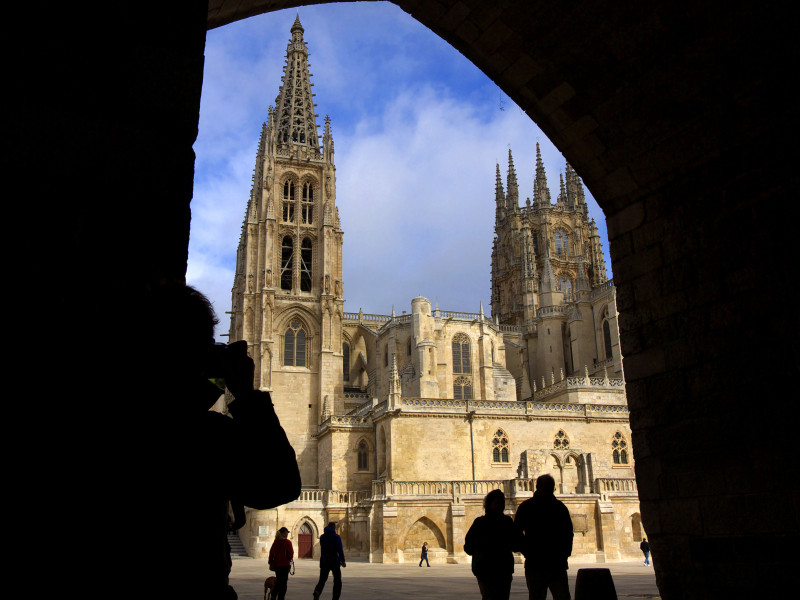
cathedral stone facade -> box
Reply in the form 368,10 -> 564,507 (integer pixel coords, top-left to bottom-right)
226,18 -> 641,564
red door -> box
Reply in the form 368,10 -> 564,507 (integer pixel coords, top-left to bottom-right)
298,533 -> 312,558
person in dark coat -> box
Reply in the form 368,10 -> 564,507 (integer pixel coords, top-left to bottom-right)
313,522 -> 346,600
464,489 -> 522,600
268,527 -> 294,600
419,542 -> 430,567
514,474 -> 574,600
640,538 -> 651,565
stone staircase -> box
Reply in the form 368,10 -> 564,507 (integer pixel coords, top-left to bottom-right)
227,532 -> 251,559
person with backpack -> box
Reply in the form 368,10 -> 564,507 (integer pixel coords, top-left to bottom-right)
313,522 -> 346,600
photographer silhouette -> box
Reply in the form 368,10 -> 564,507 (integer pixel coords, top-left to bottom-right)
132,283 -> 301,600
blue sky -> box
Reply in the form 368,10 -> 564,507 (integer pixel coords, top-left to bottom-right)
188,2 -> 612,338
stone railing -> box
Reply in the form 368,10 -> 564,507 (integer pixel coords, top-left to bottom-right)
318,415 -> 371,429
533,373 -> 624,401
295,488 -> 371,507
344,391 -> 370,402
372,479 -> 510,499
302,478 -> 638,507
298,488 -> 325,503
591,279 -> 615,300
536,305 -> 570,318
343,311 -> 392,323
499,323 -> 523,334
595,478 -> 637,495
438,310 -> 482,320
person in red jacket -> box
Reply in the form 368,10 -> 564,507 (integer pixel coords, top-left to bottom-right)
268,527 -> 294,600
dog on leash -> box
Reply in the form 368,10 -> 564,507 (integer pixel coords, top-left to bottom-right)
263,576 -> 276,600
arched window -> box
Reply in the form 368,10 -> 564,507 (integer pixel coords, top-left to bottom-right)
282,181 -> 295,222
300,238 -> 312,292
452,334 -> 471,374
603,319 -> 613,360
284,320 -> 307,367
452,334 -> 472,399
555,230 -> 568,257
453,375 -> 473,400
492,429 -> 509,463
280,236 -> 293,291
302,182 -> 314,224
554,429 -> 570,449
357,439 -> 369,471
342,342 -> 350,382
612,431 -> 629,464
560,276 -> 573,299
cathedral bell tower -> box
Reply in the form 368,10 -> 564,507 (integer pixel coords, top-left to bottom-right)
490,144 -> 617,394
229,17 -> 344,487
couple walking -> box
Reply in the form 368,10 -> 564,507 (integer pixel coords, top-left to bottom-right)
464,473 -> 574,600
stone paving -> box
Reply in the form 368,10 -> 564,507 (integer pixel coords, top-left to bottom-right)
230,558 -> 659,599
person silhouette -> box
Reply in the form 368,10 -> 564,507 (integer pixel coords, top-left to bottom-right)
464,489 -> 521,600
268,527 -> 294,600
514,474 -> 574,600
640,538 -> 651,565
136,282 -> 301,599
313,521 -> 346,600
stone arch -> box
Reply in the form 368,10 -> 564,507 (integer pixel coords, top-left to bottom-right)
292,516 -> 319,539
277,309 -> 316,367
631,512 -> 644,543
53,2 -> 797,597
400,516 -> 447,550
293,516 -> 320,559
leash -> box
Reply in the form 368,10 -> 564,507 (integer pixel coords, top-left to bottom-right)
290,560 -> 295,576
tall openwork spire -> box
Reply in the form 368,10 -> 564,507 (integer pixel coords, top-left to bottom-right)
533,142 -> 551,207
274,16 -> 321,154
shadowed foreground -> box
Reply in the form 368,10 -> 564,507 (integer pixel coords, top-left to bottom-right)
230,558 -> 659,599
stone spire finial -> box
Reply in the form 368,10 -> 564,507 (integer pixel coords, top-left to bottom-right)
495,163 -> 505,208
533,142 -> 551,207
291,13 -> 304,34
389,355 -> 401,405
506,149 -> 519,210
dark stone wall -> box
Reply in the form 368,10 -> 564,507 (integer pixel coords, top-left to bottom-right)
17,1 -> 798,597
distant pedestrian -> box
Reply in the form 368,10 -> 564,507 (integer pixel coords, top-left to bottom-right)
313,522 -> 346,600
268,527 -> 294,600
640,538 -> 651,566
514,474 -> 574,600
419,542 -> 430,567
464,489 -> 522,600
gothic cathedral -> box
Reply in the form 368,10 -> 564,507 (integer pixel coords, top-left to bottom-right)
228,18 -> 641,564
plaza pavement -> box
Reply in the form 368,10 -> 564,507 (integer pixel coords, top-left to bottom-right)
230,557 -> 659,599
